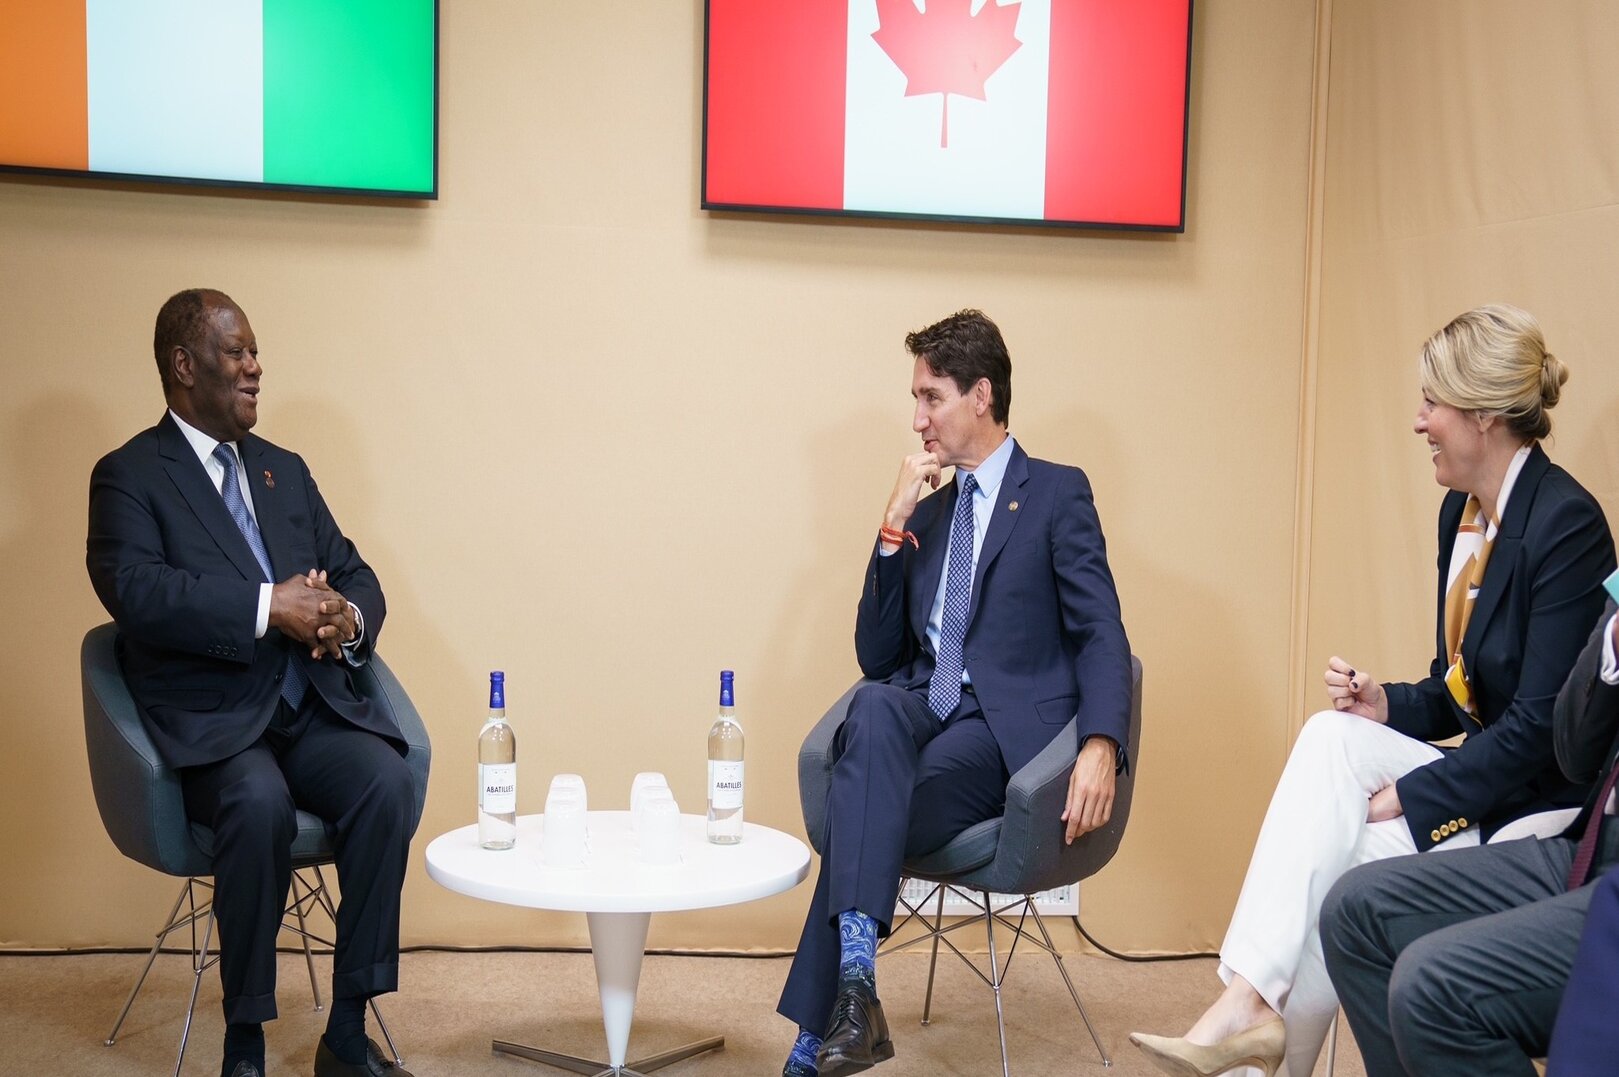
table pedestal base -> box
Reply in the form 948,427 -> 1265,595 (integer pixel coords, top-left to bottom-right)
492,1035 -> 725,1077
492,910 -> 725,1075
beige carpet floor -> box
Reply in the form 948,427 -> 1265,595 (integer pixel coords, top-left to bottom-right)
0,948 -> 1365,1077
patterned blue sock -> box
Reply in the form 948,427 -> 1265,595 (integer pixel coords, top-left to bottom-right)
838,909 -> 878,993
783,1027 -> 821,1076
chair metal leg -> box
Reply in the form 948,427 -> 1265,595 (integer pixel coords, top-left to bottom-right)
1327,1011 -> 1338,1076
921,884 -> 946,1025
106,866 -> 407,1069
175,900 -> 217,1077
1028,903 -> 1109,1066
981,891 -> 1011,1077
290,869 -> 325,1011
882,880 -> 1114,1073
107,879 -> 193,1046
370,996 -> 403,1066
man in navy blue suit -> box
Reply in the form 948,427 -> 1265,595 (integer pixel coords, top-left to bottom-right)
777,310 -> 1133,1076
87,290 -> 414,1077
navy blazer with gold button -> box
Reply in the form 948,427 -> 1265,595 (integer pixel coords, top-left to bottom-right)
1386,444 -> 1614,850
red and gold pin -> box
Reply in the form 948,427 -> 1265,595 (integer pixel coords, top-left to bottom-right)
263,470 -> 276,489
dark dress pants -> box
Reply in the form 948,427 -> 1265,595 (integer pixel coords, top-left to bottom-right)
777,682 -> 1009,1034
180,695 -> 413,1025
1321,836 -> 1598,1077
1546,863 -> 1619,1074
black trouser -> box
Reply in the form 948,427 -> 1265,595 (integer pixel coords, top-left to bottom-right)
181,696 -> 413,1025
777,683 -> 1009,1035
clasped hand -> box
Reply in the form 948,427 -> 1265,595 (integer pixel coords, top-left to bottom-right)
269,569 -> 356,659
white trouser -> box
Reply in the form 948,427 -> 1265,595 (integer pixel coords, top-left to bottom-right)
1218,710 -> 1480,1077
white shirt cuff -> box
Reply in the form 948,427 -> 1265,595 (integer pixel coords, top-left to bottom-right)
254,583 -> 272,639
1601,613 -> 1619,686
341,601 -> 366,666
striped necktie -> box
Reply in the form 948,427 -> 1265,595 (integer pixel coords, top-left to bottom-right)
1569,759 -> 1619,889
213,444 -> 307,712
927,473 -> 978,720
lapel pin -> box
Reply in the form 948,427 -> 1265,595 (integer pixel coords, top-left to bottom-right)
1008,501 -> 1019,511
263,470 -> 275,489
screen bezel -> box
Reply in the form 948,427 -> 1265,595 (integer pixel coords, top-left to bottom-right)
700,0 -> 1193,233
0,0 -> 440,202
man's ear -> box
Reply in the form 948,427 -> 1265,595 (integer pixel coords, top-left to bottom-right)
170,345 -> 195,389
973,377 -> 993,417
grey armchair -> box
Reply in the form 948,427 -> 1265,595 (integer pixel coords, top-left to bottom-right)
81,622 -> 432,1077
798,656 -> 1143,1076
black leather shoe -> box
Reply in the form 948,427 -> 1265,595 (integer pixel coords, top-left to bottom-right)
228,1063 -> 264,1077
313,1036 -> 414,1077
815,984 -> 895,1076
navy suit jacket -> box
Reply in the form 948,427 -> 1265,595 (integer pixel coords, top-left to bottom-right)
854,441 -> 1132,777
87,412 -> 400,769
1386,444 -> 1614,850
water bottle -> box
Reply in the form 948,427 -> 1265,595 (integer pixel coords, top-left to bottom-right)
707,670 -> 744,844
478,671 -> 517,849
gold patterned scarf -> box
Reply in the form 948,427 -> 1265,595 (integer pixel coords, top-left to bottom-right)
1443,495 -> 1495,722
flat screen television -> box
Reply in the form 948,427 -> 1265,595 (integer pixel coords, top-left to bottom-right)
0,0 -> 437,199
703,0 -> 1192,231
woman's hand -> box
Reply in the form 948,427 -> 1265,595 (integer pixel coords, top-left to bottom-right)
1367,784 -> 1404,822
1325,656 -> 1390,723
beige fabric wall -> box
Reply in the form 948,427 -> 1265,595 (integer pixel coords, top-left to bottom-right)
1308,2 -> 1619,714
0,1 -> 1317,952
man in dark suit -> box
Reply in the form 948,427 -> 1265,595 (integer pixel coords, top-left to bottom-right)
1322,599 -> 1619,1076
87,289 -> 415,1077
777,310 -> 1133,1076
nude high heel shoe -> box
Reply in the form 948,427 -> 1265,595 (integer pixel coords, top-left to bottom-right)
1128,1018 -> 1286,1077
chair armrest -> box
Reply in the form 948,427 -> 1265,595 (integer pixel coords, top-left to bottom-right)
81,624 -> 212,877
975,655 -> 1143,895
353,654 -> 432,838
799,680 -> 868,854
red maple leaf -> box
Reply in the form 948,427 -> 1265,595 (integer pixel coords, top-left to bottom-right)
870,0 -> 1023,149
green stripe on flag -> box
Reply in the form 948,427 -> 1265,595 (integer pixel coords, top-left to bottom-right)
263,0 -> 434,194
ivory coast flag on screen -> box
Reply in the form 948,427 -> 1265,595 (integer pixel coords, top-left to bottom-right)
0,0 -> 436,196
703,0 -> 1191,229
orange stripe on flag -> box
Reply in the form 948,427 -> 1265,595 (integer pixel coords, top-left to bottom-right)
0,0 -> 89,171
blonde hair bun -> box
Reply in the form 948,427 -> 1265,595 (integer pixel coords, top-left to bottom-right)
1420,304 -> 1562,441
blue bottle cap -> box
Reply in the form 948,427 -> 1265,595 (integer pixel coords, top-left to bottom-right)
489,670 -> 505,709
719,669 -> 735,708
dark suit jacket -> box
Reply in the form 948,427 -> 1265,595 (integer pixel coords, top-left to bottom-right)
1553,599 -> 1619,841
87,412 -> 400,768
1540,603 -> 1619,1074
1386,445 -> 1614,850
854,441 -> 1132,777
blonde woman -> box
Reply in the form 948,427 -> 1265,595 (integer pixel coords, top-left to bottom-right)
1132,306 -> 1616,1077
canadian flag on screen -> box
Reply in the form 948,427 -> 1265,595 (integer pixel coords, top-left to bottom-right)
704,0 -> 1191,227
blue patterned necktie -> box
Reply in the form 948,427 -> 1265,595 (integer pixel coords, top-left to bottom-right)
927,473 -> 978,720
213,444 -> 307,711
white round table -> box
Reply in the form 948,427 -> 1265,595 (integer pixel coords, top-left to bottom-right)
425,812 -> 810,1076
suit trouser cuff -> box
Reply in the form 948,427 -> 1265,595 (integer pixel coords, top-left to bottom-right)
332,961 -> 398,1002
224,989 -> 279,1026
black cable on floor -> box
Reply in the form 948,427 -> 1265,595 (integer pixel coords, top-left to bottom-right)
1072,916 -> 1216,963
